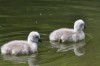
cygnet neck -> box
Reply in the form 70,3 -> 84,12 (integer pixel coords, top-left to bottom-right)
27,37 -> 36,44
74,24 -> 83,33
74,28 -> 83,33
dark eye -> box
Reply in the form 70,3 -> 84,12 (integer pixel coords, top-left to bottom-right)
35,36 -> 39,39
80,24 -> 84,27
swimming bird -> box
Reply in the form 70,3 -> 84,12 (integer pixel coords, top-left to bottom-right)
1,31 -> 41,55
49,19 -> 85,42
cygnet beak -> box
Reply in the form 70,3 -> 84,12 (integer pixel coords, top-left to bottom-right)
84,26 -> 86,28
38,39 -> 42,43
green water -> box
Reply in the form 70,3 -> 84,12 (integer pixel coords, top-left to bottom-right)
0,0 -> 100,66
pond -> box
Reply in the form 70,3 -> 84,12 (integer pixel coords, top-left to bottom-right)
0,0 -> 100,66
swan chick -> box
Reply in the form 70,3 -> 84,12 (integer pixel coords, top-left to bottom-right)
49,19 -> 85,42
1,31 -> 41,55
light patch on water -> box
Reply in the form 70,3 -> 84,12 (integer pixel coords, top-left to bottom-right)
40,13 -> 42,16
40,33 -> 49,36
35,21 -> 38,24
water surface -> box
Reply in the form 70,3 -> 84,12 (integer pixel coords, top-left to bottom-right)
0,0 -> 100,66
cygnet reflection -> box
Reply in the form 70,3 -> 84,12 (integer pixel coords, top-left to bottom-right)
50,40 -> 86,56
2,54 -> 38,66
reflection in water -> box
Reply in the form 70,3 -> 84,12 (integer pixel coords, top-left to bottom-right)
50,40 -> 86,56
2,54 -> 38,66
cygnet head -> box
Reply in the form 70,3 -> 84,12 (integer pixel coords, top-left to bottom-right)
74,19 -> 85,32
28,31 -> 41,43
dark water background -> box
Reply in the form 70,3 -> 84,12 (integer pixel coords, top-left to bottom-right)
0,0 -> 100,66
